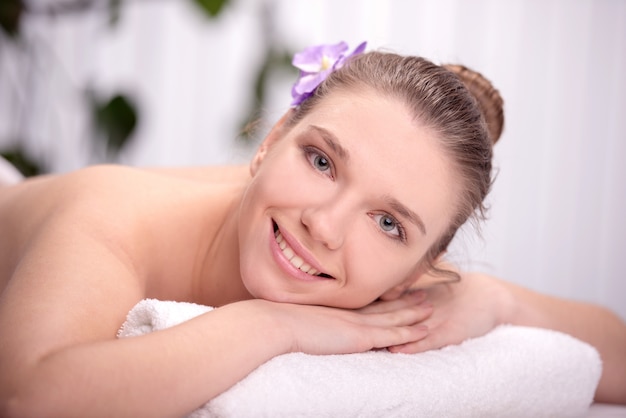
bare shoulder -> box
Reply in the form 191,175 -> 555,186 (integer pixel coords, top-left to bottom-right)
0,165 -> 165,292
0,167 -> 145,365
0,165 -> 223,371
146,164 -> 250,183
0,164 -> 225,228
0,165 -> 169,269
0,164 -> 226,289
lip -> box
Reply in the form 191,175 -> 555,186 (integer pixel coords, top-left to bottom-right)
269,220 -> 334,282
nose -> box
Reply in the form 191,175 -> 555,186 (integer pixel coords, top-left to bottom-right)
301,196 -> 352,250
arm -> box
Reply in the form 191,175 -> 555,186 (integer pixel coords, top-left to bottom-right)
2,252 -> 430,418
396,272 -> 626,405
0,168 -> 432,417
501,277 -> 626,405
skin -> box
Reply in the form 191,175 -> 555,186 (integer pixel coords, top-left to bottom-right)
0,90 -> 451,417
0,88 -> 625,417
237,90 -> 459,308
402,271 -> 626,405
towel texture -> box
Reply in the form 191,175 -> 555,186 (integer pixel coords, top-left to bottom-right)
119,299 -> 602,418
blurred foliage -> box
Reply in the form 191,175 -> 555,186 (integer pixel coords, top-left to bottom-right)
92,93 -> 138,157
0,0 -> 23,37
193,0 -> 229,18
240,48 -> 296,139
107,0 -> 122,26
0,0 -> 294,177
1,147 -> 43,177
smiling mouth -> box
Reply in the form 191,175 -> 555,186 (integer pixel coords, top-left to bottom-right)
273,222 -> 334,279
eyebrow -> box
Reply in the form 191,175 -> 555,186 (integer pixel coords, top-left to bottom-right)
308,125 -> 426,236
385,196 -> 427,236
309,125 -> 350,161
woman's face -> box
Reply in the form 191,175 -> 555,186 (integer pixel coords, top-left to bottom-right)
237,89 -> 460,309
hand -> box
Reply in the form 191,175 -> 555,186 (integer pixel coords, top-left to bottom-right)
387,270 -> 513,354
256,291 -> 434,355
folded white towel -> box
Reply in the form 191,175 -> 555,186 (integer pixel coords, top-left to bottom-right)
119,299 -> 602,418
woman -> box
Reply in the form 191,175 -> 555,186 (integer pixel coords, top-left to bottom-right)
0,43 -> 624,417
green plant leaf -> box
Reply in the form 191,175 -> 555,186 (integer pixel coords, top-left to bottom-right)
0,0 -> 23,37
192,0 -> 229,18
1,146 -> 44,177
92,93 -> 138,155
239,48 -> 297,141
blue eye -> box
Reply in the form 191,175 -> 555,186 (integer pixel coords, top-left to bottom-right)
379,215 -> 396,231
303,146 -> 334,178
372,213 -> 406,241
313,154 -> 330,171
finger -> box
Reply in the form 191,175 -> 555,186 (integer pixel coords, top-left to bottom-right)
370,323 -> 429,350
361,303 -> 434,328
387,337 -> 434,354
358,291 -> 427,314
387,327 -> 452,354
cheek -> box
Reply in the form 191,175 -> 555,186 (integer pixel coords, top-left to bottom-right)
251,151 -> 328,206
344,238 -> 421,296
241,166 -> 290,214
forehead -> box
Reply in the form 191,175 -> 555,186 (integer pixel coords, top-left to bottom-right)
292,89 -> 460,239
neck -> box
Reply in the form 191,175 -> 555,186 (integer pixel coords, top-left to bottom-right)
192,181 -> 253,307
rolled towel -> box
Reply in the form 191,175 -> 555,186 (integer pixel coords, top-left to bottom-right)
119,298 -> 602,418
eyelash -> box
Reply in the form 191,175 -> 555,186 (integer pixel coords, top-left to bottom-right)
302,146 -> 335,179
301,145 -> 407,243
372,213 -> 407,243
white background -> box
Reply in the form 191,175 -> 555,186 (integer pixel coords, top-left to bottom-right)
1,0 -> 624,319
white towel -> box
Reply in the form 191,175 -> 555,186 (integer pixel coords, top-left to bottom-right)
119,299 -> 602,418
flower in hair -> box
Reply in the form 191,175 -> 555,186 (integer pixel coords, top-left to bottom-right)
290,41 -> 367,106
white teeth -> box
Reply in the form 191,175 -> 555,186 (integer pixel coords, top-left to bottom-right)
275,229 -> 323,276
291,256 -> 304,268
283,247 -> 295,260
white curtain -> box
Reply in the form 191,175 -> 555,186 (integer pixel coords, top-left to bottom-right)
1,0 -> 624,318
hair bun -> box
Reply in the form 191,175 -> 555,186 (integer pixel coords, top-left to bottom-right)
443,64 -> 504,144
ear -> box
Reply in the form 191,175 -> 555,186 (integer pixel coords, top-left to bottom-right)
250,110 -> 294,176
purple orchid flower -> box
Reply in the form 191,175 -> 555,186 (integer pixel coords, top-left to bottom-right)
290,41 -> 367,106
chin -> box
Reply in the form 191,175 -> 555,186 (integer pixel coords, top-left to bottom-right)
244,282 -> 315,305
